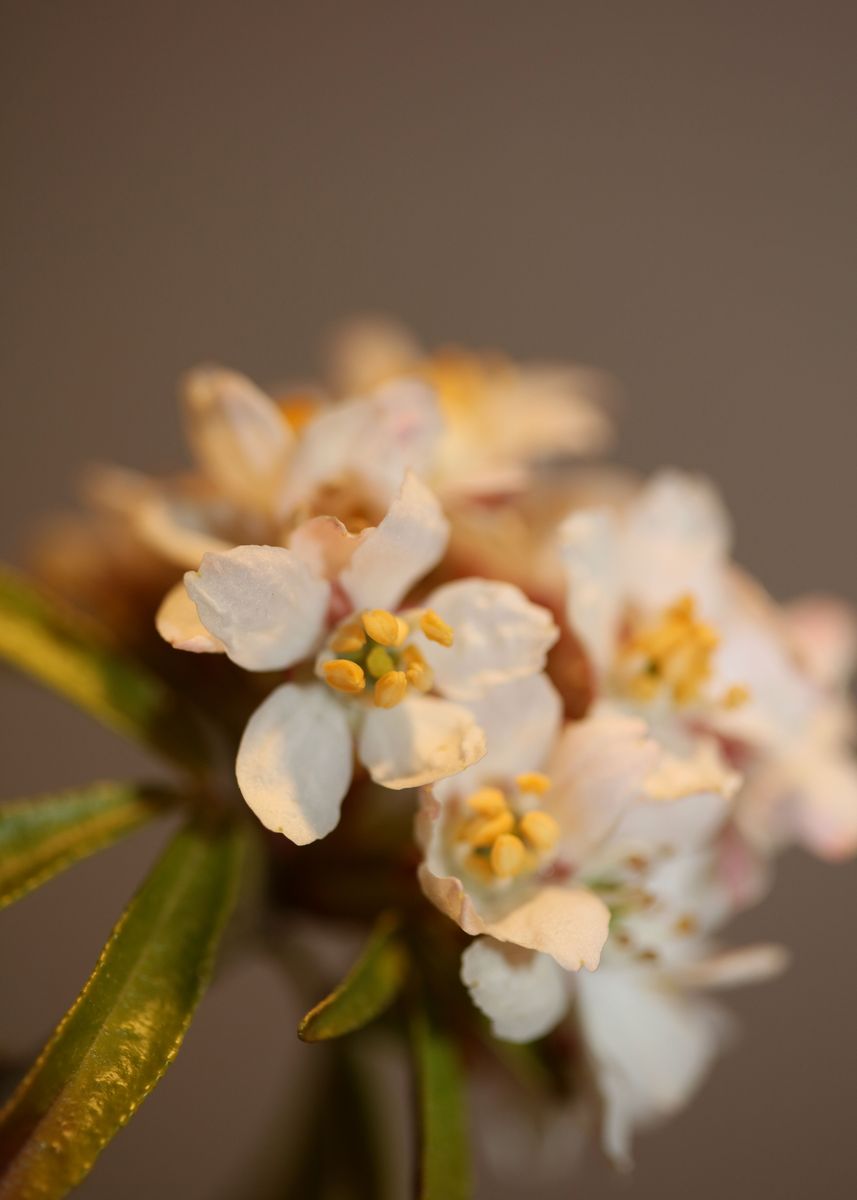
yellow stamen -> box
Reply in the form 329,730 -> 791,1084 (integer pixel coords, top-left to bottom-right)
490,834 -> 526,878
323,659 -> 366,695
329,621 -> 367,654
519,810 -> 560,852
722,684 -> 751,710
465,810 -> 515,848
420,609 -> 454,647
465,787 -> 508,816
516,771 -> 552,795
373,670 -> 408,708
362,609 -> 403,646
402,644 -> 433,692
621,593 -> 727,707
365,645 -> 396,678
277,392 -> 319,433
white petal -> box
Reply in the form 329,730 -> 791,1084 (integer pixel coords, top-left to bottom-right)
340,472 -> 449,612
358,695 -> 486,789
786,595 -> 857,689
672,944 -> 790,991
182,365 -> 293,511
558,507 -> 623,676
433,674 -> 563,802
155,581 -> 224,653
185,545 -> 329,671
135,492 -> 233,568
419,578 -> 559,701
236,682 -> 353,844
576,965 -> 729,1168
623,471 -> 731,617
461,939 -> 570,1043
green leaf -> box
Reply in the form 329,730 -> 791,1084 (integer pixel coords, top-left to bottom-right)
0,781 -> 175,911
0,820 -> 246,1200
410,998 -> 471,1200
298,912 -> 408,1043
0,565 -> 210,772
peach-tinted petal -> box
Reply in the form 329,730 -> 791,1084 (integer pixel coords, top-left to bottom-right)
155,581 -> 224,653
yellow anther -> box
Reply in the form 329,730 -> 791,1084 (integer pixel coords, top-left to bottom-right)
323,659 -> 366,695
402,644 -> 434,692
365,645 -> 396,678
420,609 -> 454,647
466,787 -> 508,816
519,809 -> 560,852
465,810 -> 515,848
278,392 -> 319,433
722,684 -> 751,710
621,593 -> 725,707
490,834 -> 527,878
362,609 -> 403,646
516,771 -> 552,796
329,621 -> 367,654
674,914 -> 699,936
373,670 -> 409,708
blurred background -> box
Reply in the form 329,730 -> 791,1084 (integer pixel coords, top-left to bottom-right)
2,2 -> 856,1196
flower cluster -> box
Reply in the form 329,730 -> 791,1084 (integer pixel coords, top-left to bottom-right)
39,317 -> 857,1171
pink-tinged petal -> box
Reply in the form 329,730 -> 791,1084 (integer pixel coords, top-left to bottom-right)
182,365 -> 293,511
289,516 -> 360,581
419,579 -> 559,701
155,581 -> 224,653
460,939 -> 570,1043
358,695 -> 486,790
135,492 -> 233,568
624,471 -> 731,618
576,964 -> 729,1169
786,595 -> 857,689
672,944 -> 790,991
236,682 -> 353,844
340,472 -> 449,612
185,545 -> 329,671
558,507 -> 623,676
433,673 -> 563,803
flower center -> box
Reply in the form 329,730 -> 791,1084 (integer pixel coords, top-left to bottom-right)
322,607 -> 454,708
616,593 -> 749,710
455,773 -> 560,883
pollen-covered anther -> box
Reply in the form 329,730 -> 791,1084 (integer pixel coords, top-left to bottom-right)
402,644 -> 434,692
515,771 -> 552,795
722,683 -> 751,710
465,810 -> 515,848
519,810 -> 560,852
466,786 -> 508,817
420,609 -> 454,647
373,670 -> 409,708
490,833 -> 527,878
323,658 -> 366,695
622,593 -> 725,706
362,609 -> 407,647
329,621 -> 367,655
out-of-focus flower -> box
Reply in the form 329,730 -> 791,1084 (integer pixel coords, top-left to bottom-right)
418,684 -> 737,971
558,470 -> 857,859
326,316 -> 613,496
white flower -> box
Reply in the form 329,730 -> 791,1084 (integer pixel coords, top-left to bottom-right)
418,685 -> 738,973
137,364 -> 444,568
461,935 -> 787,1167
558,470 -> 857,858
327,316 -> 613,496
161,487 -> 559,844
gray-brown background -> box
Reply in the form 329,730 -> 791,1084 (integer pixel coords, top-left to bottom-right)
2,2 -> 856,1196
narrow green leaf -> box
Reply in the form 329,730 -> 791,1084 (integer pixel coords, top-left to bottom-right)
411,998 -> 471,1200
0,820 -> 246,1200
298,912 -> 408,1043
0,781 -> 175,911
0,565 -> 209,771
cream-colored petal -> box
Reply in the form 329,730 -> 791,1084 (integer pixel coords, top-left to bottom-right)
460,939 -> 570,1043
235,682 -> 353,844
340,472 -> 449,612
623,470 -> 731,618
155,581 -> 225,653
558,507 -> 623,676
672,944 -> 790,991
418,578 -> 559,701
182,365 -> 293,511
358,695 -> 486,790
134,492 -> 233,568
433,673 -> 563,803
326,315 -> 423,395
288,516 -> 360,581
576,964 -> 729,1168
786,595 -> 857,689
185,545 -> 329,671
479,885 -> 610,972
